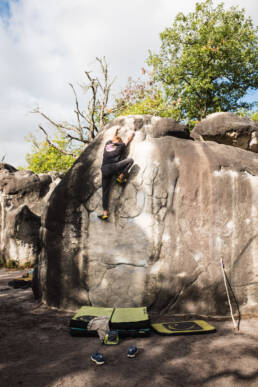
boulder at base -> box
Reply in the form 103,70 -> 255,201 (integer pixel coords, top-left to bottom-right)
0,164 -> 62,266
36,115 -> 258,316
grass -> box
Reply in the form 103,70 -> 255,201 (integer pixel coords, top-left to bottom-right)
0,259 -> 33,270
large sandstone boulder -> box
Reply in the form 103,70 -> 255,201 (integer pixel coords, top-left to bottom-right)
0,163 -> 62,266
36,115 -> 258,316
192,112 -> 258,152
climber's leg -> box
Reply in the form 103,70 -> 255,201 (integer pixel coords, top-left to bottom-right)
98,158 -> 134,220
115,158 -> 134,183
99,173 -> 112,220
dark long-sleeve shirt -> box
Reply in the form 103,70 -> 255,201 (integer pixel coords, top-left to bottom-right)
102,140 -> 126,166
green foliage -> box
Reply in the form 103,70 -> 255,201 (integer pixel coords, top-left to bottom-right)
147,0 -> 258,122
25,133 -> 81,173
4,259 -> 18,269
0,259 -> 33,269
113,76 -> 182,120
119,93 -> 177,118
20,261 -> 33,269
252,112 -> 258,121
236,103 -> 258,121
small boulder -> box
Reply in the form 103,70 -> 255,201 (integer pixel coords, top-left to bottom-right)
192,112 -> 258,152
0,164 -> 62,266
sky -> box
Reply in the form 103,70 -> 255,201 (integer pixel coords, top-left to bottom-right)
0,0 -> 257,168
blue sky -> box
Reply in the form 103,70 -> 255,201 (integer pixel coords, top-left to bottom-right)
0,1 -> 10,17
0,0 -> 257,167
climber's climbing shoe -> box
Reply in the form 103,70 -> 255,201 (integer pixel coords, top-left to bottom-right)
98,214 -> 109,221
116,177 -> 127,184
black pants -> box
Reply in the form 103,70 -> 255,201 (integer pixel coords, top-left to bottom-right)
101,158 -> 134,211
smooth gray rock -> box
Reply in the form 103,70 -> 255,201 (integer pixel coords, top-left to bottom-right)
192,112 -> 258,152
36,115 -> 258,316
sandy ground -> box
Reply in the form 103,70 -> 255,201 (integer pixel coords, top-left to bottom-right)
0,268 -> 258,387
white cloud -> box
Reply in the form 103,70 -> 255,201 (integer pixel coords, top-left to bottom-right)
0,0 -> 257,167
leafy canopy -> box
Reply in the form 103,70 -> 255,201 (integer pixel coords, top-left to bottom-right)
113,75 -> 182,120
236,105 -> 258,121
25,133 -> 81,173
147,0 -> 258,122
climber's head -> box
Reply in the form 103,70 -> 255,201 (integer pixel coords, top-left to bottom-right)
112,135 -> 123,144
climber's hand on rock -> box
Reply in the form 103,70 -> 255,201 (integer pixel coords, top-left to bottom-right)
125,131 -> 135,146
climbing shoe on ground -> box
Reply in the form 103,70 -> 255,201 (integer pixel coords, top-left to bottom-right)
97,214 -> 109,221
103,330 -> 119,345
116,177 -> 127,184
91,352 -> 105,365
127,346 -> 138,358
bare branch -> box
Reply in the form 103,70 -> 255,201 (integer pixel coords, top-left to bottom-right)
96,57 -> 116,129
32,57 -> 114,154
32,107 -> 84,137
69,83 -> 85,141
32,107 -> 62,129
39,125 -> 77,158
67,133 -> 89,144
96,56 -> 107,94
84,71 -> 99,139
96,57 -> 109,128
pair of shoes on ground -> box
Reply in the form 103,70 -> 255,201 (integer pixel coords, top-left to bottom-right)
91,346 -> 138,365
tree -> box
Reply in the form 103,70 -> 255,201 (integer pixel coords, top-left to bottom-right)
25,132 -> 79,173
236,104 -> 258,121
113,71 -> 182,120
147,0 -> 258,122
32,57 -> 115,158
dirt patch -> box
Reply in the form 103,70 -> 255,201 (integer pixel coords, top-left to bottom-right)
0,268 -> 258,387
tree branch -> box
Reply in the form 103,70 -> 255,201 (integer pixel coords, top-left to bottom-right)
32,108 -> 81,136
67,133 -> 89,144
32,57 -> 114,154
39,125 -> 77,158
96,56 -> 116,129
84,70 -> 99,139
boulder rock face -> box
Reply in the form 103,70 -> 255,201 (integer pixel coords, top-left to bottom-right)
0,163 -> 62,265
192,112 -> 258,153
36,115 -> 258,316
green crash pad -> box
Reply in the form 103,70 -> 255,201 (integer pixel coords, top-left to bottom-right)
110,307 -> 150,330
69,306 -> 150,336
70,306 -> 113,330
151,320 -> 216,335
72,306 -> 113,320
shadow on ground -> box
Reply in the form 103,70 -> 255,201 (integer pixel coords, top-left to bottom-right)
0,269 -> 258,387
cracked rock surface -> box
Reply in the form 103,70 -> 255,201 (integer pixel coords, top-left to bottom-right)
36,115 -> 258,315
0,163 -> 62,265
192,112 -> 258,153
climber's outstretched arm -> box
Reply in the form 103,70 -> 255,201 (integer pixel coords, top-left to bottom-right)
125,132 -> 135,146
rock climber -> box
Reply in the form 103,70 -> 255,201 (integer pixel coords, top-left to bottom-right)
98,127 -> 135,221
